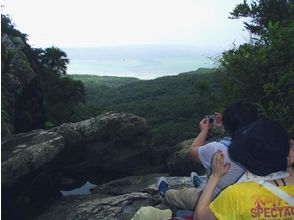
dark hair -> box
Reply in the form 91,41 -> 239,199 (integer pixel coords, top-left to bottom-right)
222,102 -> 258,136
229,118 -> 289,176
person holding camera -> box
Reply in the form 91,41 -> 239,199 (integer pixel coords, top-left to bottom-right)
158,101 -> 259,211
194,118 -> 294,220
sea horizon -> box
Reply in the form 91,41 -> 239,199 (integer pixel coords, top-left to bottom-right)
63,45 -> 219,80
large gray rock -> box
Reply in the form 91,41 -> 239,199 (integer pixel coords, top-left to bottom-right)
90,173 -> 204,196
165,139 -> 205,176
35,173 -> 205,220
35,192 -> 155,220
2,112 -> 153,220
1,34 -> 37,96
67,112 -> 152,174
1,112 -> 152,189
1,129 -> 65,188
69,112 -> 149,142
1,34 -> 45,136
90,173 -> 166,196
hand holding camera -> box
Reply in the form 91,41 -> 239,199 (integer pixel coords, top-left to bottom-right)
199,112 -> 223,132
206,112 -> 223,128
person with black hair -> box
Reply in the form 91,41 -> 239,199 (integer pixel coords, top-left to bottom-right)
194,118 -> 294,220
158,102 -> 259,211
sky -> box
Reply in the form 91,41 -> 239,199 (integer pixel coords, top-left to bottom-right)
1,0 -> 249,50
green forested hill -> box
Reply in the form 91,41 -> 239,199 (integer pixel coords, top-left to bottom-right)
69,75 -> 140,107
70,74 -> 139,88
75,69 -> 224,147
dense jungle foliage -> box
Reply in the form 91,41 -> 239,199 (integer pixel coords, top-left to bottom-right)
2,0 -> 293,144
221,0 -> 294,136
71,69 -> 223,147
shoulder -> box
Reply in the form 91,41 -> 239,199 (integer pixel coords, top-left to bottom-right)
200,141 -> 226,151
198,141 -> 221,156
228,182 -> 258,190
198,142 -> 227,168
219,182 -> 257,197
283,184 -> 294,195
199,141 -> 228,160
220,182 -> 286,196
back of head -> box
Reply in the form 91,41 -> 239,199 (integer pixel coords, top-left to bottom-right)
229,118 -> 289,176
222,101 -> 258,136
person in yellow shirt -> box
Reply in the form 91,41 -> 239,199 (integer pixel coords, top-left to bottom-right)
194,118 -> 294,220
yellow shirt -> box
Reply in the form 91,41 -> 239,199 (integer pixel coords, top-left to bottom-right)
209,182 -> 294,220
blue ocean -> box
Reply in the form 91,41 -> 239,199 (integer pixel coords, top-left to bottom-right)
63,45 -> 218,79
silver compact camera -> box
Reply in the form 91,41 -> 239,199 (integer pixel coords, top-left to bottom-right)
207,115 -> 216,125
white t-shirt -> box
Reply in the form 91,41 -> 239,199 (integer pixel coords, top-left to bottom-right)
198,141 -> 245,198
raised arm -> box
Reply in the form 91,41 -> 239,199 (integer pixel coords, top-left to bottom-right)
190,118 -> 211,163
194,151 -> 230,220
